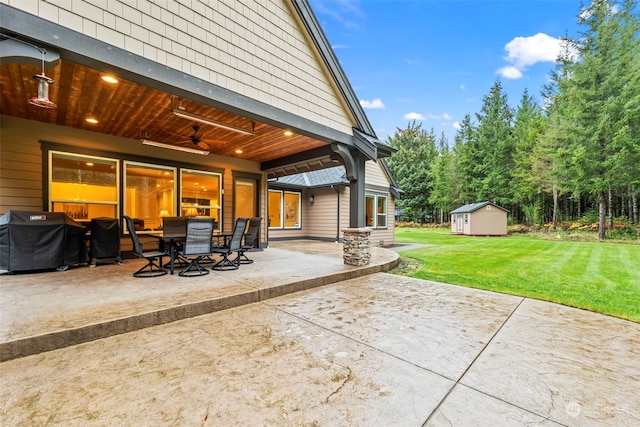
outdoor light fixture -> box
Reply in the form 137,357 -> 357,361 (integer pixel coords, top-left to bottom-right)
140,139 -> 209,155
29,45 -> 56,108
0,33 -> 58,108
309,195 -> 315,204
172,109 -> 255,136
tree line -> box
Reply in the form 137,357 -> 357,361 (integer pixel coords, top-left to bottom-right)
386,0 -> 640,239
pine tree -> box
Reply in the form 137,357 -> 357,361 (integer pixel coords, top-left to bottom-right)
511,89 -> 545,224
559,0 -> 640,238
473,79 -> 514,205
386,121 -> 438,222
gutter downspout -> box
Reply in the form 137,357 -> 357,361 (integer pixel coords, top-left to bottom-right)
332,185 -> 340,243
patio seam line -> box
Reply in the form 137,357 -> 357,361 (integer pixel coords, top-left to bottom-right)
421,296 -> 527,427
0,256 -> 399,363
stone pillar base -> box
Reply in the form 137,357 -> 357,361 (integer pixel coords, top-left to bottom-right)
342,228 -> 372,266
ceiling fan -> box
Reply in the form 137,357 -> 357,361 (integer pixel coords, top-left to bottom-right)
163,125 -> 224,150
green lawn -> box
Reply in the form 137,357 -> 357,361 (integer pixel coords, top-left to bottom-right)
393,227 -> 640,322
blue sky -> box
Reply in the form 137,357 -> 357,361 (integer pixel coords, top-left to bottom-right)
308,0 -> 586,143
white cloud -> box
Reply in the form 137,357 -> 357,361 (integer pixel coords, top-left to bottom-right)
460,84 -> 465,90
360,98 -> 385,109
504,33 -> 563,68
453,122 -> 462,129
497,32 -> 563,79
404,112 -> 425,120
497,66 -> 523,79
407,59 -> 421,65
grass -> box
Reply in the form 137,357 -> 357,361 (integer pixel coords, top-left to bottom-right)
392,227 -> 640,323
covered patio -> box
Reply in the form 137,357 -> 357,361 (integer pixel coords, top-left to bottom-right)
0,241 -> 399,362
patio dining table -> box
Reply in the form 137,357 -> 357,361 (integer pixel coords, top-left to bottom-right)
144,231 -> 232,275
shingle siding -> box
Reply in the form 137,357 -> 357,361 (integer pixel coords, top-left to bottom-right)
2,0 -> 353,134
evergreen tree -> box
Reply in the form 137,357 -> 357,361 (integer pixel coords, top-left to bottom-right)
453,114 -> 479,204
386,121 -> 438,222
429,133 -> 456,223
559,0 -> 639,238
511,89 -> 545,224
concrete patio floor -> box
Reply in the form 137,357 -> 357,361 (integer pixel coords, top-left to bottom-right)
1,241 -> 638,426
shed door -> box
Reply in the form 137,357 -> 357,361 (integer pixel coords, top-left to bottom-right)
455,214 -> 464,233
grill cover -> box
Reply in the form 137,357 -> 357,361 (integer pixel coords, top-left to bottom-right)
0,211 -> 88,272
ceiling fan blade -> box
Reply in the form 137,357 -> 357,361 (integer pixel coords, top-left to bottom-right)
197,140 -> 210,150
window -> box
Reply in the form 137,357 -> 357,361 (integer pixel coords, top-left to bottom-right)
377,195 -> 387,227
124,161 -> 176,231
49,151 -> 119,220
234,178 -> 257,220
268,190 -> 300,229
180,169 -> 221,228
464,214 -> 469,223
365,194 -> 388,228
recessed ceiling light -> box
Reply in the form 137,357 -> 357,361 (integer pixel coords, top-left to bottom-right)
85,117 -> 98,124
235,149 -> 243,154
284,130 -> 293,136
86,162 -> 94,166
101,75 -> 119,84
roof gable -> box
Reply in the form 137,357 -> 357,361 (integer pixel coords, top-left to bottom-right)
450,201 -> 509,214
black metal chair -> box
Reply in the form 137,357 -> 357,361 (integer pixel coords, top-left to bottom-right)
178,217 -> 215,277
238,217 -> 262,264
211,217 -> 249,271
123,215 -> 168,277
162,216 -> 188,268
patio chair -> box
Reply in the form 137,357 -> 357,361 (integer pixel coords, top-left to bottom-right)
123,215 -> 168,277
237,217 -> 262,264
211,217 -> 249,271
178,217 -> 215,277
162,216 -> 188,268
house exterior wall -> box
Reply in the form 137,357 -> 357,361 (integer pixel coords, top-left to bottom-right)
1,0 -> 354,134
364,161 -> 389,187
365,161 -> 395,246
0,115 -> 266,245
267,161 -> 396,245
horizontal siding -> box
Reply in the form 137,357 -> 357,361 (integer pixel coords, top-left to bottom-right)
3,0 -> 353,134
365,161 -> 391,188
305,187 -> 341,241
0,118 -> 44,213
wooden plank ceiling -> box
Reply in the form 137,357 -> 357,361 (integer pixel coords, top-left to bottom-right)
0,59 -> 341,174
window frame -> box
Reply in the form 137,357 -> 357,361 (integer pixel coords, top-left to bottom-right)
365,193 -> 389,229
180,168 -> 222,230
48,150 -> 120,220
268,189 -> 301,230
123,160 -> 177,233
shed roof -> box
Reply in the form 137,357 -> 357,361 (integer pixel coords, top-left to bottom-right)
450,201 -> 509,214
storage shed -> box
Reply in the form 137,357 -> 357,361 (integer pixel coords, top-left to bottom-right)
450,202 -> 508,236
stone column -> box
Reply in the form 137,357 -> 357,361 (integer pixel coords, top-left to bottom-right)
342,228 -> 372,266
